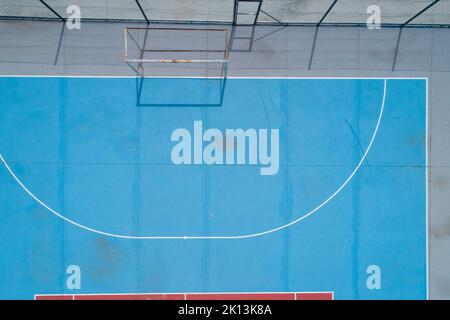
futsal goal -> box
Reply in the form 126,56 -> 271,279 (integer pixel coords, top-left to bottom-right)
124,27 -> 230,79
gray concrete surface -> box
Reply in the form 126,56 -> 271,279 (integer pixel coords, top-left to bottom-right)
0,19 -> 449,299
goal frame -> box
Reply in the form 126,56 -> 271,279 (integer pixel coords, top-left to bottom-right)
124,27 -> 230,78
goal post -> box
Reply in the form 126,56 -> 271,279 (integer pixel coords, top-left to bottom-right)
124,27 -> 230,78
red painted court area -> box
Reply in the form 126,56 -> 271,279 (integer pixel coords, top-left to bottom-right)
35,292 -> 333,300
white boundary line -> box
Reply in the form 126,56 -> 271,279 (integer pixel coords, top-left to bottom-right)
0,78 -> 387,240
0,75 -> 428,298
0,75 -> 428,80
426,77 -> 429,300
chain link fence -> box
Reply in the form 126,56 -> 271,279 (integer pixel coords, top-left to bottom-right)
0,0 -> 449,25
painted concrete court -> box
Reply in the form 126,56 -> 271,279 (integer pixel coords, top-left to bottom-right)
0,76 -> 426,299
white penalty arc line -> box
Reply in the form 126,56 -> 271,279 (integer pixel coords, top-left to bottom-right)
0,79 -> 387,240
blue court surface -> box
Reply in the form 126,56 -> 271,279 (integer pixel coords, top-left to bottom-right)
0,76 -> 427,300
